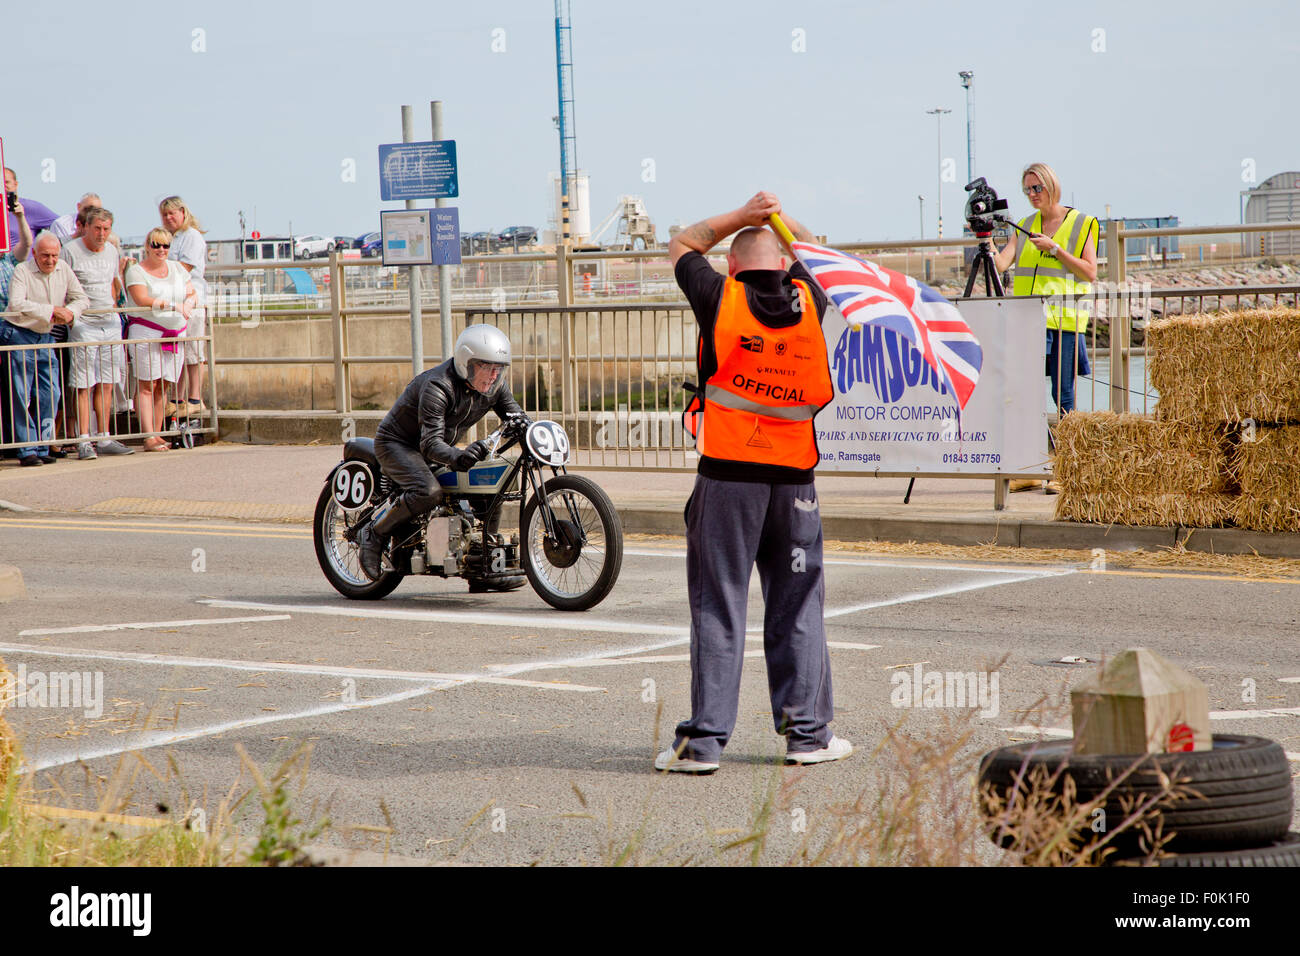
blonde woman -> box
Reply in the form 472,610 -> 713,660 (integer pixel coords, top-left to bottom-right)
124,227 -> 195,451
159,195 -> 208,416
994,162 -> 1099,491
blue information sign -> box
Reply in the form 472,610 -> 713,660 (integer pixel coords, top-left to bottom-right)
378,140 -> 459,201
432,208 -> 461,265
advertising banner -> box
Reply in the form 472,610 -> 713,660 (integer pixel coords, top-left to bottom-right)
815,297 -> 1048,477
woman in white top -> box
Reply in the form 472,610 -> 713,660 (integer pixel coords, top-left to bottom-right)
159,196 -> 208,416
125,227 -> 195,451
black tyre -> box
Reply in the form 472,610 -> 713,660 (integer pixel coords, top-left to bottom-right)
979,735 -> 1294,856
312,483 -> 404,600
1150,832 -> 1300,868
521,474 -> 622,611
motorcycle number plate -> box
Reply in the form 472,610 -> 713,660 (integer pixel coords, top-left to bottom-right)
525,420 -> 570,466
332,461 -> 375,511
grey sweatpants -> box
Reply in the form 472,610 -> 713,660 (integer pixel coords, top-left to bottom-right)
673,475 -> 834,762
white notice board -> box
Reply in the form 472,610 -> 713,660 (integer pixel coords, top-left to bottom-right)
814,296 -> 1049,477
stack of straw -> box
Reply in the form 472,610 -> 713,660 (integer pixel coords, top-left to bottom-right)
1232,426 -> 1300,532
0,656 -> 15,788
1053,411 -> 1234,526
1055,308 -> 1300,530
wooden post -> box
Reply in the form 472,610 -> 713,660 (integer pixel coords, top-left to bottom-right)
1070,648 -> 1211,755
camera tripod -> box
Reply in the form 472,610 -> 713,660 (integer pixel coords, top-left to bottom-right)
962,235 -> 1005,297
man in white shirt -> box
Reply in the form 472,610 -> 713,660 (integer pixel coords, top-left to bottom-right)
61,207 -> 132,457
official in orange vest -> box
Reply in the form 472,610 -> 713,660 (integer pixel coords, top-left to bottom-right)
655,191 -> 852,774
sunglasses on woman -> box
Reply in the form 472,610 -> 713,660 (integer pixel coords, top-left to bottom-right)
149,241 -> 170,249
1023,184 -> 1046,196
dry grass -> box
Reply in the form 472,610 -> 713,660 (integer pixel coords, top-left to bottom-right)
1148,308 -> 1300,423
1054,492 -> 1236,528
0,656 -> 16,792
1232,425 -> 1300,532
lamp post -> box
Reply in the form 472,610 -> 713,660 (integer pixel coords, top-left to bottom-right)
926,108 -> 951,238
918,195 -> 924,240
958,71 -> 975,183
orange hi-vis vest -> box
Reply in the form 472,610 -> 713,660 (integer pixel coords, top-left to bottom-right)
691,277 -> 833,470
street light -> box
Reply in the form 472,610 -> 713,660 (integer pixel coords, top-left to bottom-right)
926,108 -> 951,238
958,71 -> 975,183
918,195 -> 925,240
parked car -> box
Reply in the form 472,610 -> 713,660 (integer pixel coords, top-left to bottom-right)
496,225 -> 538,249
358,232 -> 381,257
464,231 -> 494,255
333,236 -> 355,253
294,235 -> 332,259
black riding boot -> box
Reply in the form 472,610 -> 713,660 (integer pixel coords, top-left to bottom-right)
357,495 -> 431,580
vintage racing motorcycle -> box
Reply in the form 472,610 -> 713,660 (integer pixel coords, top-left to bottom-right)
313,415 -> 623,611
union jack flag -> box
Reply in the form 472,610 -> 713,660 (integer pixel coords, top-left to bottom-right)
791,241 -> 982,410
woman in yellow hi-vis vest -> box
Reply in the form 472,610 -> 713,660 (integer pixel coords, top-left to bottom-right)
994,162 -> 1099,419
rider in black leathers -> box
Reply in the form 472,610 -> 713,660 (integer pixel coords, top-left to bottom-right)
357,324 -> 525,586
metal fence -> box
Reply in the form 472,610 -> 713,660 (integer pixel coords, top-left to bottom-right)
207,220 -> 1300,466
0,307 -> 216,455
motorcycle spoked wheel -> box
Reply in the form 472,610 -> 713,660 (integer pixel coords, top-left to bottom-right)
521,474 -> 623,611
313,483 -> 405,600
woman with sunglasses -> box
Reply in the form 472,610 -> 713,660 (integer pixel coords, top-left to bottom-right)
994,162 -> 1099,491
124,227 -> 195,451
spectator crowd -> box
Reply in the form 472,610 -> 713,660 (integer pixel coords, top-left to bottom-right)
1,166 -> 209,464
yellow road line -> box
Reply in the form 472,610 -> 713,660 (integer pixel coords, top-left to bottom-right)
1082,567 -> 1300,586
25,804 -> 169,829
0,516 -> 309,533
0,520 -> 306,541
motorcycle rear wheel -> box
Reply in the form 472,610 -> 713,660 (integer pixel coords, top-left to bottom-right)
313,483 -> 405,600
521,474 -> 622,611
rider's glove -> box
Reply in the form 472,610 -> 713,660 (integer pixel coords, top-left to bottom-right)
452,440 -> 490,471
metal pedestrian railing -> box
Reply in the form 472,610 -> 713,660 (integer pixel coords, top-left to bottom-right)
1,307 -> 217,455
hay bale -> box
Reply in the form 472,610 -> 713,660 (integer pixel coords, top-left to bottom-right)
1232,425 -> 1300,532
1053,412 -> 1232,527
1055,492 -> 1235,528
1148,309 -> 1300,424
1054,411 -> 1229,496
0,655 -> 16,788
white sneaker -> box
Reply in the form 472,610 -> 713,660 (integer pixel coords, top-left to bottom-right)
654,747 -> 719,775
96,438 -> 134,456
785,735 -> 854,765
77,441 -> 97,460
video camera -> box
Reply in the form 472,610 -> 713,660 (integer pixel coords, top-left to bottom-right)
963,177 -> 1009,236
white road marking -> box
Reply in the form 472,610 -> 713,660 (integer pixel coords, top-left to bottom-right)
1000,726 -> 1072,738
18,615 -> 291,637
625,546 -> 1073,577
25,684 -> 441,773
827,641 -> 882,650
1278,676 -> 1300,683
825,570 -> 1073,620
200,598 -> 690,637
0,642 -> 603,692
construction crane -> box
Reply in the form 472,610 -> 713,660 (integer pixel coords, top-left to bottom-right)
589,196 -> 658,249
554,0 -> 578,245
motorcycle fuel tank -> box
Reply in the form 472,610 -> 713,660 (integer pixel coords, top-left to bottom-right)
435,456 -> 512,495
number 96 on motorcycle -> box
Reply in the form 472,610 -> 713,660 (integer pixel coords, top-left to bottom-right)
332,461 -> 375,511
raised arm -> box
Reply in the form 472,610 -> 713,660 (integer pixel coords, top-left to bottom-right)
668,191 -> 782,265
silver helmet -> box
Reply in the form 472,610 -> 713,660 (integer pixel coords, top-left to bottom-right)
453,324 -> 512,395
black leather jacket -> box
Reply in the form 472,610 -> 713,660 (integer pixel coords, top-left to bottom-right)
374,358 -> 524,468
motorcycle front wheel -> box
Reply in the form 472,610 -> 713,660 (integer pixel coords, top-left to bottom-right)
313,483 -> 405,600
521,474 -> 623,611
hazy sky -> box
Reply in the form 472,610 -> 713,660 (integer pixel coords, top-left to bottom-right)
5,0 -> 1296,244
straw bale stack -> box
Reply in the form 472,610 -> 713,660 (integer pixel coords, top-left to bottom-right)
1148,309 -> 1300,424
1232,425 -> 1300,532
0,656 -> 16,788
1052,411 -> 1234,527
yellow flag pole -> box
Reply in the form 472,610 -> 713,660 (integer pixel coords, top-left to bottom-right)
769,212 -> 861,332
767,212 -> 797,250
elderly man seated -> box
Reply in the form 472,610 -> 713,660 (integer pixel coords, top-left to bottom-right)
2,231 -> 88,465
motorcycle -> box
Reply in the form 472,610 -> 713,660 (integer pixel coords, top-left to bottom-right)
313,415 -> 623,611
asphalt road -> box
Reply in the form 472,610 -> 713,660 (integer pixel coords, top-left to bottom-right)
1,513 -> 1297,865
